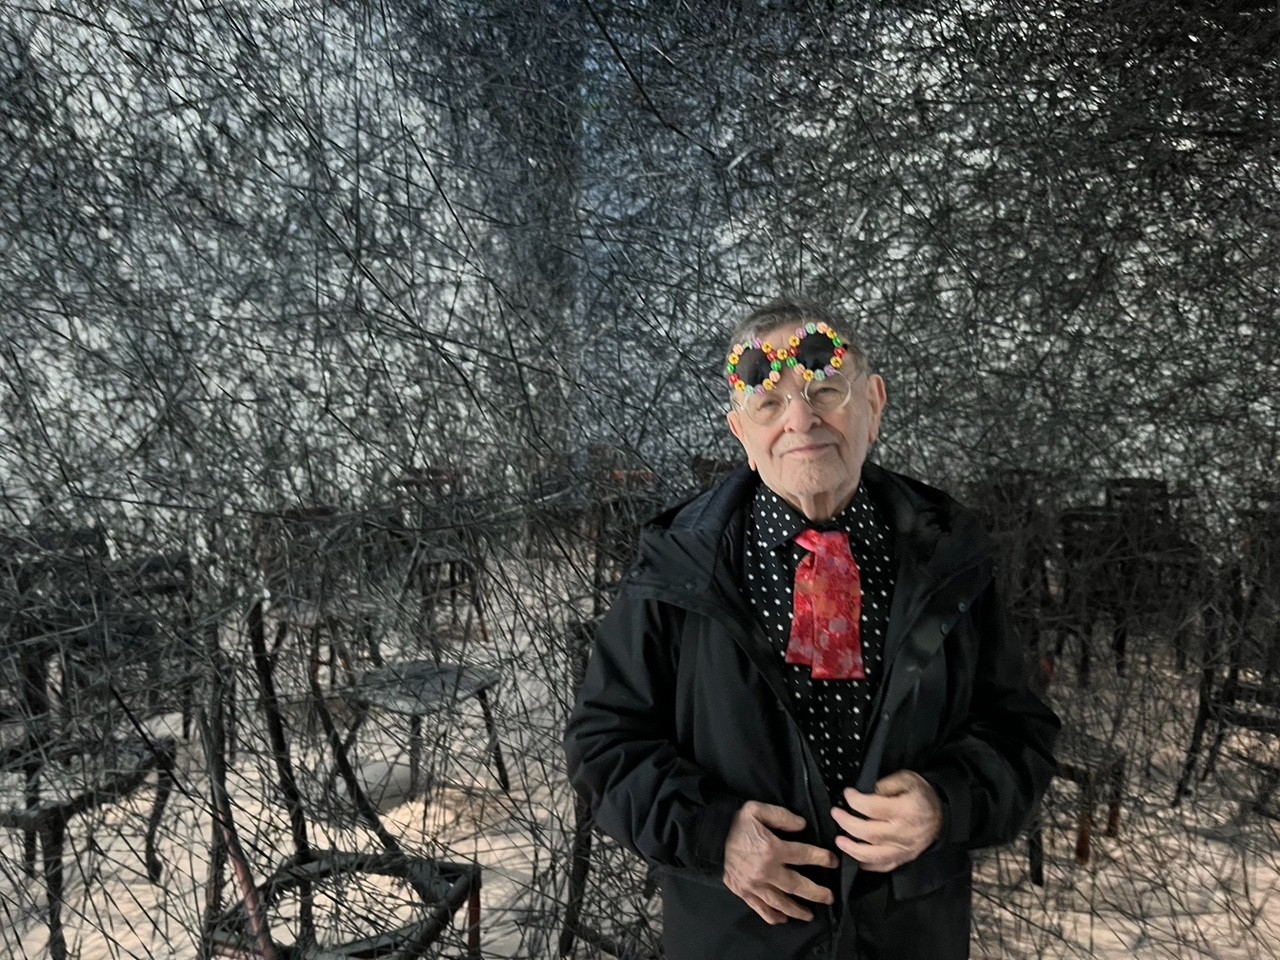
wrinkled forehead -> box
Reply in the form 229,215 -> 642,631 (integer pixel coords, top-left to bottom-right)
725,321 -> 851,393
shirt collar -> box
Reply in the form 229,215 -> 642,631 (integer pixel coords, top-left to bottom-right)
751,479 -> 881,553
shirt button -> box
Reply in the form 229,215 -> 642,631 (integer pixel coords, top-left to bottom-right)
957,601 -> 968,613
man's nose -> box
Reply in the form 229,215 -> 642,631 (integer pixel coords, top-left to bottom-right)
781,391 -> 821,430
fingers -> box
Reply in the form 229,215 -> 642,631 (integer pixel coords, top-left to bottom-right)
745,891 -> 803,925
829,806 -> 903,872
723,801 -> 837,925
746,800 -> 807,833
830,806 -> 889,845
779,838 -> 840,870
833,834 -> 897,872
844,771 -> 937,821
873,769 -> 917,795
830,773 -> 943,872
843,787 -> 897,820
780,870 -> 837,908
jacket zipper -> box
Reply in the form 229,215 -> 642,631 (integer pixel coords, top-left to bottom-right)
789,722 -> 838,928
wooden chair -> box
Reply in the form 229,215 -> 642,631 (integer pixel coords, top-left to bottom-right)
339,476 -> 511,800
343,650 -> 510,800
1103,476 -> 1202,670
1029,731 -> 1126,884
585,450 -> 664,616
254,504 -> 407,687
393,468 -> 479,632
558,619 -> 659,960
520,452 -> 592,562
971,470 -> 1056,659
200,601 -> 482,959
1054,508 -> 1128,685
1054,490 -> 1200,686
1027,658 -> 1126,885
0,526 -> 179,960
1175,501 -> 1280,805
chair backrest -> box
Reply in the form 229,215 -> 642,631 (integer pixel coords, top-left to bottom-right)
1,527 -> 111,742
1240,502 -> 1280,593
397,466 -> 465,502
1,527 -> 191,764
1103,477 -> 1188,556
1057,508 -> 1126,608
1104,477 -> 1172,517
255,504 -> 407,605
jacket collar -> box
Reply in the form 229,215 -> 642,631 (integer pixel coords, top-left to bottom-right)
631,461 -> 993,644
636,461 -> 990,587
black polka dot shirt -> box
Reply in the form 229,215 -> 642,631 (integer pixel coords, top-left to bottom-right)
743,481 -> 896,804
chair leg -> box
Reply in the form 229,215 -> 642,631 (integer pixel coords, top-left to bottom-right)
145,743 -> 177,882
39,813 -> 68,960
409,714 -> 423,795
1203,721 -> 1229,780
1173,621 -> 1188,673
559,793 -> 595,958
1027,819 -> 1045,887
1174,668 -> 1215,805
467,874 -> 482,960
1077,625 -> 1092,690
1111,622 -> 1128,677
1075,773 -> 1096,866
22,760 -> 41,878
476,690 -> 510,793
1104,761 -> 1124,838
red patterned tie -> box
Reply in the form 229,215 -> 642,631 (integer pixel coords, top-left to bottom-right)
787,529 -> 865,680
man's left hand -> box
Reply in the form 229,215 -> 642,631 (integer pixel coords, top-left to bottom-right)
831,770 -> 943,872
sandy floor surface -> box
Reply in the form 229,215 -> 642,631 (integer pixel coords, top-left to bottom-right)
5,559 -> 1280,959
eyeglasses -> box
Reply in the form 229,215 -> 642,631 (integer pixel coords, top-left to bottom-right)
736,371 -> 856,426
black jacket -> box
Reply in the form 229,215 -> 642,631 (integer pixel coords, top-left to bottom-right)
564,463 -> 1059,960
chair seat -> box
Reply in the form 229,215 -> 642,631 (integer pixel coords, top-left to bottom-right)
0,735 -> 175,820
1055,728 -> 1124,783
206,851 -> 480,960
349,662 -> 499,717
1218,703 -> 1280,734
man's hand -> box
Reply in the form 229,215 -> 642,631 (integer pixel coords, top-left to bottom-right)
831,770 -> 943,872
723,800 -> 839,925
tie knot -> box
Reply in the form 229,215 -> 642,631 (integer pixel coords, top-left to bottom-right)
796,528 -> 847,554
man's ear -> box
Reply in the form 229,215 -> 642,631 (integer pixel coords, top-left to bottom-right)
725,409 -> 755,470
865,374 -> 888,444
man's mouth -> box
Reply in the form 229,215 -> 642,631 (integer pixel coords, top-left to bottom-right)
780,442 -> 833,457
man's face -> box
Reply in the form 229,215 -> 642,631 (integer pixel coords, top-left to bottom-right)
726,323 -> 887,519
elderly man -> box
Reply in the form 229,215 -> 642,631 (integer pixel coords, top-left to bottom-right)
564,296 -> 1059,959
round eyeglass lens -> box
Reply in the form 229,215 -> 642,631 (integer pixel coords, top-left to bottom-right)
805,372 -> 853,414
741,371 -> 853,425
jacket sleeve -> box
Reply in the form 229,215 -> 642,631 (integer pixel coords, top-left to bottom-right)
917,578 -> 1060,851
563,591 -> 744,878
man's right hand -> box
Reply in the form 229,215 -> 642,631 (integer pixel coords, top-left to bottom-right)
722,800 -> 839,925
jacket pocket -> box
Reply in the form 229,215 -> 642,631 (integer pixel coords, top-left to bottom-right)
889,845 -> 970,901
